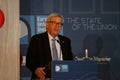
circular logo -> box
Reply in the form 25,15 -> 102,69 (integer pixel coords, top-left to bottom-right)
0,9 -> 5,28
55,65 -> 61,72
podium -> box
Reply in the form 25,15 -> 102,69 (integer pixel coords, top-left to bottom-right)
52,61 -> 110,80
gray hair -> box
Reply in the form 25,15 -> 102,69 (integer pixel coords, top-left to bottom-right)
46,13 -> 64,23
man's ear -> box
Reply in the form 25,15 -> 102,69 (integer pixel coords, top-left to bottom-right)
46,23 -> 49,29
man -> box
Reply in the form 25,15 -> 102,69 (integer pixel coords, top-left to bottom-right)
26,13 -> 73,80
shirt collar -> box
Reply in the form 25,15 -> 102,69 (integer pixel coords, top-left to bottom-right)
48,32 -> 59,40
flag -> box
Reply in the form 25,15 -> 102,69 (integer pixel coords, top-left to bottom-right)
0,0 -> 20,80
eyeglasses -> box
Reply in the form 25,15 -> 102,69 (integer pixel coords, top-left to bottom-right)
48,21 -> 63,27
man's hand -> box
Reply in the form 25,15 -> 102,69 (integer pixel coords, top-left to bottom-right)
35,67 -> 46,79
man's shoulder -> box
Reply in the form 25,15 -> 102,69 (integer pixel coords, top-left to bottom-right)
32,32 -> 47,38
58,35 -> 70,41
30,32 -> 48,42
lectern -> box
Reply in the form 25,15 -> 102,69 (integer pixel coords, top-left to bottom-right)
52,61 -> 98,80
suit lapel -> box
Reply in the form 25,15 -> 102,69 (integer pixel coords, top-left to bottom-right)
43,32 -> 52,59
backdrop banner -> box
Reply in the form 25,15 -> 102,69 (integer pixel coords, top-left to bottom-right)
20,0 -> 120,80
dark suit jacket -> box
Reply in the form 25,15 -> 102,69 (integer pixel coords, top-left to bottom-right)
26,32 -> 73,79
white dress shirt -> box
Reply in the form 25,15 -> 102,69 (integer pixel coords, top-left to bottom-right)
48,33 -> 63,61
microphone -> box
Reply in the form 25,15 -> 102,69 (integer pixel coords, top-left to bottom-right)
56,39 -> 61,45
56,39 -> 64,45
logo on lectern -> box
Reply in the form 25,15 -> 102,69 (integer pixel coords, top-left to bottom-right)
55,64 -> 68,72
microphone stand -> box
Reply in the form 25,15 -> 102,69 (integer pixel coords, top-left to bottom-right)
56,39 -> 62,60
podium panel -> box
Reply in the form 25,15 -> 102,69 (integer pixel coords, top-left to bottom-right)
52,61 -> 98,80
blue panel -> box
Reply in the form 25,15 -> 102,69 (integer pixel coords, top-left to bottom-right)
52,61 -> 98,80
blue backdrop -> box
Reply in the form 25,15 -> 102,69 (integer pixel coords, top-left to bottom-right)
20,0 -> 120,80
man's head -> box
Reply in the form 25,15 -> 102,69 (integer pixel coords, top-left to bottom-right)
46,13 -> 64,38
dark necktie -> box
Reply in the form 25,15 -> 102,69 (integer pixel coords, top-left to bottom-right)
52,39 -> 58,60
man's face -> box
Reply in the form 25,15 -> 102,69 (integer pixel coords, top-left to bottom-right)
46,17 -> 63,38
